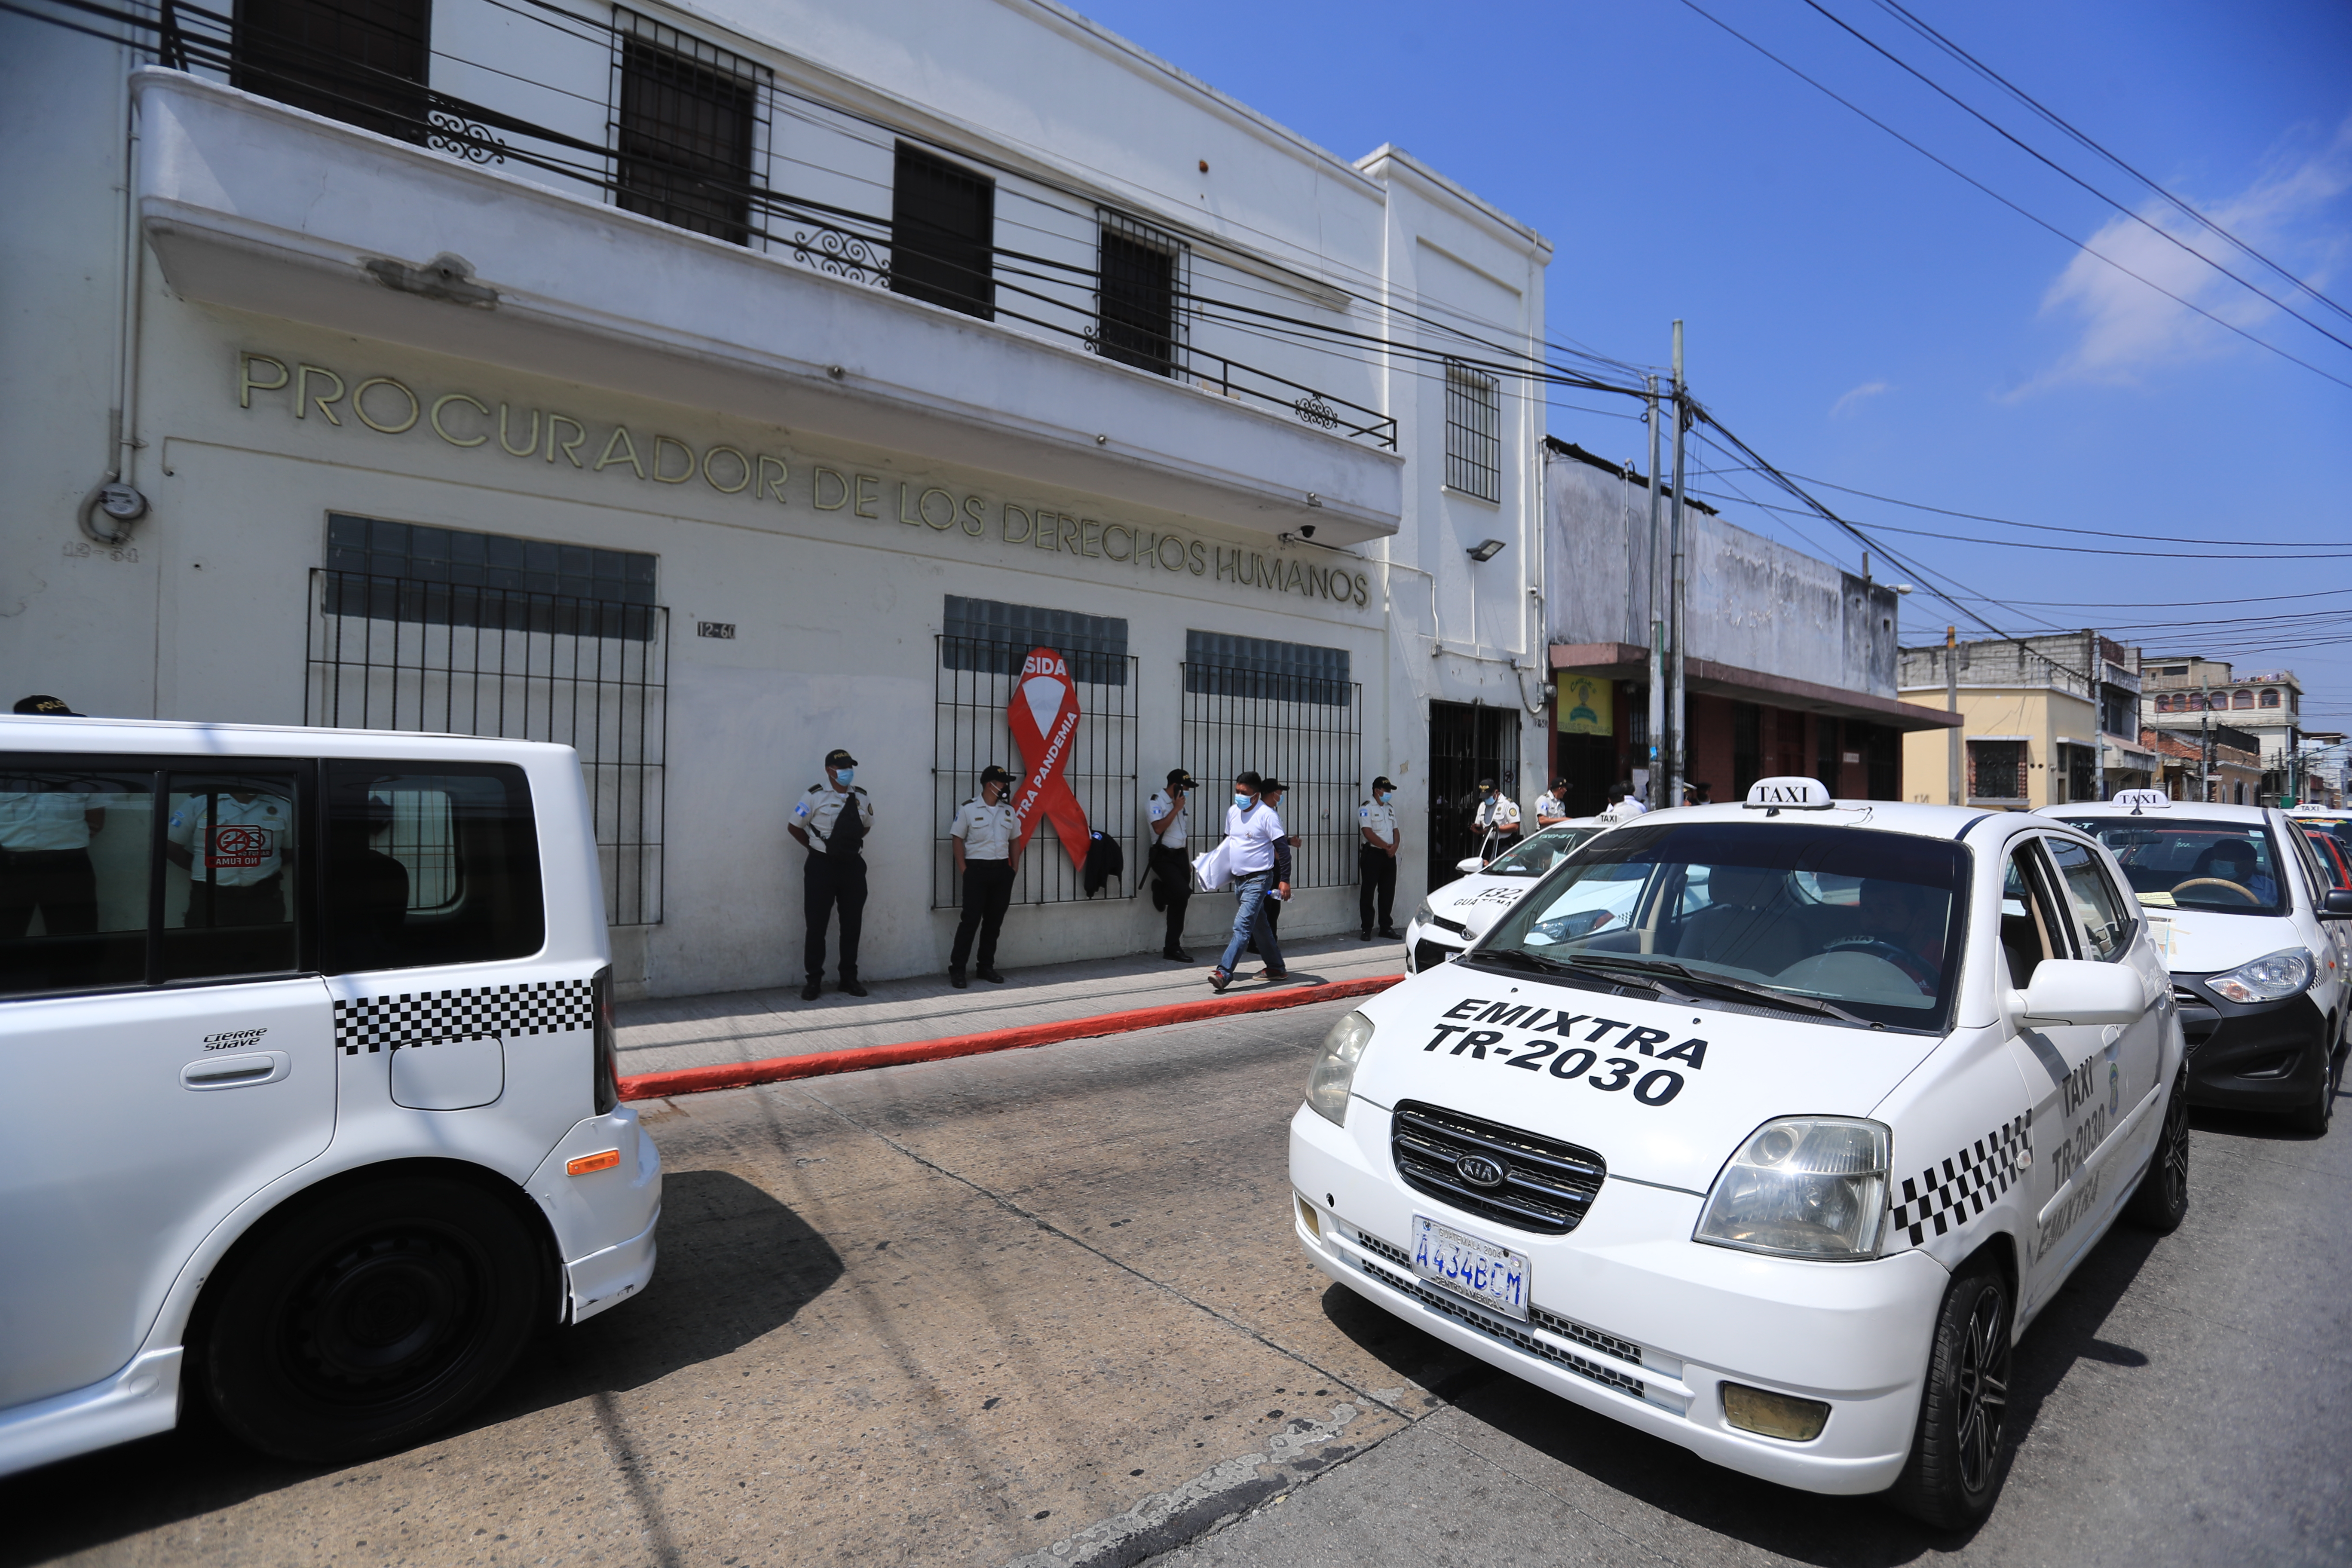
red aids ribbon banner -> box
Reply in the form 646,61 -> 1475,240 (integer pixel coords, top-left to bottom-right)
1007,646 -> 1093,870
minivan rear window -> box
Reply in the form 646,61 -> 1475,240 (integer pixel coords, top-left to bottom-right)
323,763 -> 542,972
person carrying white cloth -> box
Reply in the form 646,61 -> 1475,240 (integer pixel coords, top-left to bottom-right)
1208,771 -> 1288,991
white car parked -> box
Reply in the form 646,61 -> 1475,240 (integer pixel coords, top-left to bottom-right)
1292,778 -> 2188,1525
0,716 -> 660,1478
2043,790 -> 2351,1132
1403,819 -> 1626,974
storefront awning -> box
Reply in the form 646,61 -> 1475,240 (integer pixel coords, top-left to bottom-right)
1548,642 -> 1963,732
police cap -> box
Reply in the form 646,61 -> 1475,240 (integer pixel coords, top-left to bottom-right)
13,694 -> 81,716
1166,768 -> 1197,788
1371,775 -> 1395,791
824,747 -> 858,769
979,763 -> 1013,784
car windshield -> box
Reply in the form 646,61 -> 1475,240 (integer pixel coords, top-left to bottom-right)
2053,818 -> 2286,915
1473,820 -> 1969,1032
1481,825 -> 1603,878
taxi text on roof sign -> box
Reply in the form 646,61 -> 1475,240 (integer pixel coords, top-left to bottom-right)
2113,790 -> 2171,814
1743,776 -> 1835,811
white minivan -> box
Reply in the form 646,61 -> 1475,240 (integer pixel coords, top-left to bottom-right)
0,716 -> 660,1478
2043,791 -> 2352,1132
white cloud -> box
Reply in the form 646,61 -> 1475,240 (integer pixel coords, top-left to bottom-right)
2016,113 -> 2352,395
1831,380 -> 1890,418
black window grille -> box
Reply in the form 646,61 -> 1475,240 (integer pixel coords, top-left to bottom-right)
612,11 -> 763,246
932,635 -> 1136,910
1969,740 -> 2027,804
306,534 -> 667,927
233,0 -> 430,144
1182,641 -> 1363,892
943,597 -> 1128,687
891,145 -> 995,319
1445,358 -> 1503,502
1096,209 -> 1186,377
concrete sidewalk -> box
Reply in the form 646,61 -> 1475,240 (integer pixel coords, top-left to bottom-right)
612,932 -> 1408,1081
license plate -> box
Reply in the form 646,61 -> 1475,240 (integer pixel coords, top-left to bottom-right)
1411,1215 -> 1531,1321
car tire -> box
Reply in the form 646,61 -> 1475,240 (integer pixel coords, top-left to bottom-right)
2287,1024 -> 2340,1137
2122,1065 -> 2190,1233
195,1175 -> 546,1465
1886,1256 -> 2013,1530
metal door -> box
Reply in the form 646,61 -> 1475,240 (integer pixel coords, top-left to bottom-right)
1427,702 -> 1519,888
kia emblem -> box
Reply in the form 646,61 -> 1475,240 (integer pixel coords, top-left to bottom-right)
1454,1153 -> 1507,1189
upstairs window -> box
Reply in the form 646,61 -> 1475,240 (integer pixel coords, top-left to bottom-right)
1444,359 -> 1502,502
234,0 -> 430,143
2233,690 -> 2254,710
1096,211 -> 1187,376
891,146 -> 995,319
615,12 -> 764,246
2261,689 -> 2282,708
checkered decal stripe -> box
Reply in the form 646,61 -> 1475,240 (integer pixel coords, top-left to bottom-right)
1886,1112 -> 2030,1250
334,979 -> 594,1055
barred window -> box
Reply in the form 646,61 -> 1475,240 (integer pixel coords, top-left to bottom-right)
892,145 -> 995,320
1969,740 -> 2027,804
933,607 -> 1136,909
235,0 -> 430,144
1444,358 -> 1502,502
614,11 -> 765,246
1096,210 -> 1187,377
309,517 -> 666,926
1181,633 -> 1361,890
943,597 -> 1128,686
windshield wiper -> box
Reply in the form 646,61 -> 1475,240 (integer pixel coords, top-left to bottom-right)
1563,955 -> 1876,1026
1479,947 -> 1667,994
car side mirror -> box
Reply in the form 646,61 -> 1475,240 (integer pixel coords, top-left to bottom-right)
1456,855 -> 1485,875
2010,959 -> 2146,1028
2323,890 -> 2352,920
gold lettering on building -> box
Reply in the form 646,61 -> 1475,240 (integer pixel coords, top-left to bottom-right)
498,403 -> 540,458
296,364 -> 345,425
702,445 -> 753,495
812,467 -> 848,511
240,354 -> 290,409
651,435 -> 695,484
853,474 -> 881,518
431,392 -> 490,448
547,414 -> 587,466
352,377 -> 419,435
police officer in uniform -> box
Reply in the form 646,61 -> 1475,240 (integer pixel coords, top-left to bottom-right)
949,764 -> 1020,988
1356,775 -> 1402,939
165,781 -> 294,927
790,747 -> 873,1000
1471,778 -> 1520,863
1535,777 -> 1571,828
1146,768 -> 1197,962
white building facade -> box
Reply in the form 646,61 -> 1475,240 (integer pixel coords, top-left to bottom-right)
2,0 -> 1551,996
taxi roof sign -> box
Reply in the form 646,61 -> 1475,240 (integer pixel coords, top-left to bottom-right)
1743,776 -> 1834,812
2113,789 -> 2170,815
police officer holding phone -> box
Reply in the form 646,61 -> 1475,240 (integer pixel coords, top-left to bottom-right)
1147,768 -> 1197,962
790,747 -> 873,1000
949,763 -> 1020,988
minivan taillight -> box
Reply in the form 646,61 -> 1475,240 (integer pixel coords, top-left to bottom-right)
591,965 -> 619,1115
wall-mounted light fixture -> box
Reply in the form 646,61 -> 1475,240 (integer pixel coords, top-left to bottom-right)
1467,539 -> 1507,563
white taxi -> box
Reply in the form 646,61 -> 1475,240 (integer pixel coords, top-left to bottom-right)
1403,819 -> 1620,975
2042,791 -> 2350,1132
1290,778 -> 2186,1526
0,717 -> 660,1478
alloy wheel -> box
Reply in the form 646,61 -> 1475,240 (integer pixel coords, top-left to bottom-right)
1953,1284 -> 2011,1495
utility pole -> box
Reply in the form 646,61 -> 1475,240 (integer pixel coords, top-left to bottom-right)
2199,665 -> 2211,803
1645,376 -> 1665,811
1946,626 -> 1960,805
1667,321 -> 1689,809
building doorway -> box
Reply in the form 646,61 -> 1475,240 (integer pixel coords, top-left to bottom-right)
1427,701 -> 1519,888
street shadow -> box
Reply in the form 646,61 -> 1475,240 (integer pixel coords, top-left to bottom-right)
1311,1211 -> 2169,1567
0,1169 -> 841,1565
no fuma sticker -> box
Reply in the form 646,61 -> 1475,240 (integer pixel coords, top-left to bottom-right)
206,825 -> 275,869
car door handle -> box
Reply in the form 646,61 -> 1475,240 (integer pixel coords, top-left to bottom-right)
181,1050 -> 292,1090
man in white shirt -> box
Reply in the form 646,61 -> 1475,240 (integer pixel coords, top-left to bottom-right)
165,783 -> 294,928
0,774 -> 108,938
948,763 -> 1021,988
1534,778 -> 1570,828
1145,768 -> 1197,962
1356,775 -> 1402,940
1210,771 -> 1289,991
790,746 -> 875,1000
1471,779 -> 1520,864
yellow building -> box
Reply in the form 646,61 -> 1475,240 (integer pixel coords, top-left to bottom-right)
1896,634 -> 2155,809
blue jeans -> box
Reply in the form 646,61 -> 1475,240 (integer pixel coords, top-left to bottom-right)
1218,872 -> 1285,976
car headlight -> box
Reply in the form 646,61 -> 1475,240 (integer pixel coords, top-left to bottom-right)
1412,896 -> 1436,928
1306,1011 -> 1375,1126
1695,1118 -> 1890,1261
2204,948 -> 2314,1004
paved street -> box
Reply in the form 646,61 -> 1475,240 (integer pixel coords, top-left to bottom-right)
8,998 -> 2348,1567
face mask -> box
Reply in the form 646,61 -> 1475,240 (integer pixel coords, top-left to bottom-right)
1234,792 -> 1251,809
835,768 -> 855,786
1376,791 -> 1389,803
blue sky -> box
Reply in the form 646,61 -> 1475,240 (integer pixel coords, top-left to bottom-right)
1080,0 -> 2352,731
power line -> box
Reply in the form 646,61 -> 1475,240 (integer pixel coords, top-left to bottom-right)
1798,0 -> 2352,359
1677,0 -> 2352,394
1865,0 -> 2352,330
1737,467 -> 2347,548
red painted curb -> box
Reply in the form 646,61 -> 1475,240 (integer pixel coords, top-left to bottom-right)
616,972 -> 1404,1102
